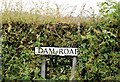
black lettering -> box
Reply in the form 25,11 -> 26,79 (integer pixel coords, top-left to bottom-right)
75,49 -> 78,54
59,49 -> 63,54
44,48 -> 48,54
64,49 -> 69,54
70,49 -> 74,54
49,48 -> 55,54
38,47 -> 43,53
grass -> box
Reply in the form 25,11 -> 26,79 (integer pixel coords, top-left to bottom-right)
2,0 -> 98,25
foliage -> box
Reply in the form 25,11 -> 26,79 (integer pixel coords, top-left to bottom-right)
1,0 -> 120,81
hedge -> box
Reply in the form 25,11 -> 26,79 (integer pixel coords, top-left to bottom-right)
2,19 -> 120,81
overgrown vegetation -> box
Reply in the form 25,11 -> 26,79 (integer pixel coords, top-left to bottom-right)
1,0 -> 120,81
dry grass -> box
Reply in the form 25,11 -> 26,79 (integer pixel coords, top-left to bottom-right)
2,0 -> 97,24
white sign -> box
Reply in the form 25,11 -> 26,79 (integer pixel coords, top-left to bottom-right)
35,47 -> 78,56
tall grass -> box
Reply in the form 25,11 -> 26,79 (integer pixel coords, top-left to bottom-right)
2,0 -> 97,24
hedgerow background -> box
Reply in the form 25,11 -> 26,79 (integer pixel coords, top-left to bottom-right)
1,0 -> 120,81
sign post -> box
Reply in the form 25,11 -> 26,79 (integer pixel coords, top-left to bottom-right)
35,47 -> 78,79
41,56 -> 46,78
71,57 -> 77,80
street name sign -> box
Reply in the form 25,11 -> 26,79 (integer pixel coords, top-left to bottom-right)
35,47 -> 78,56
